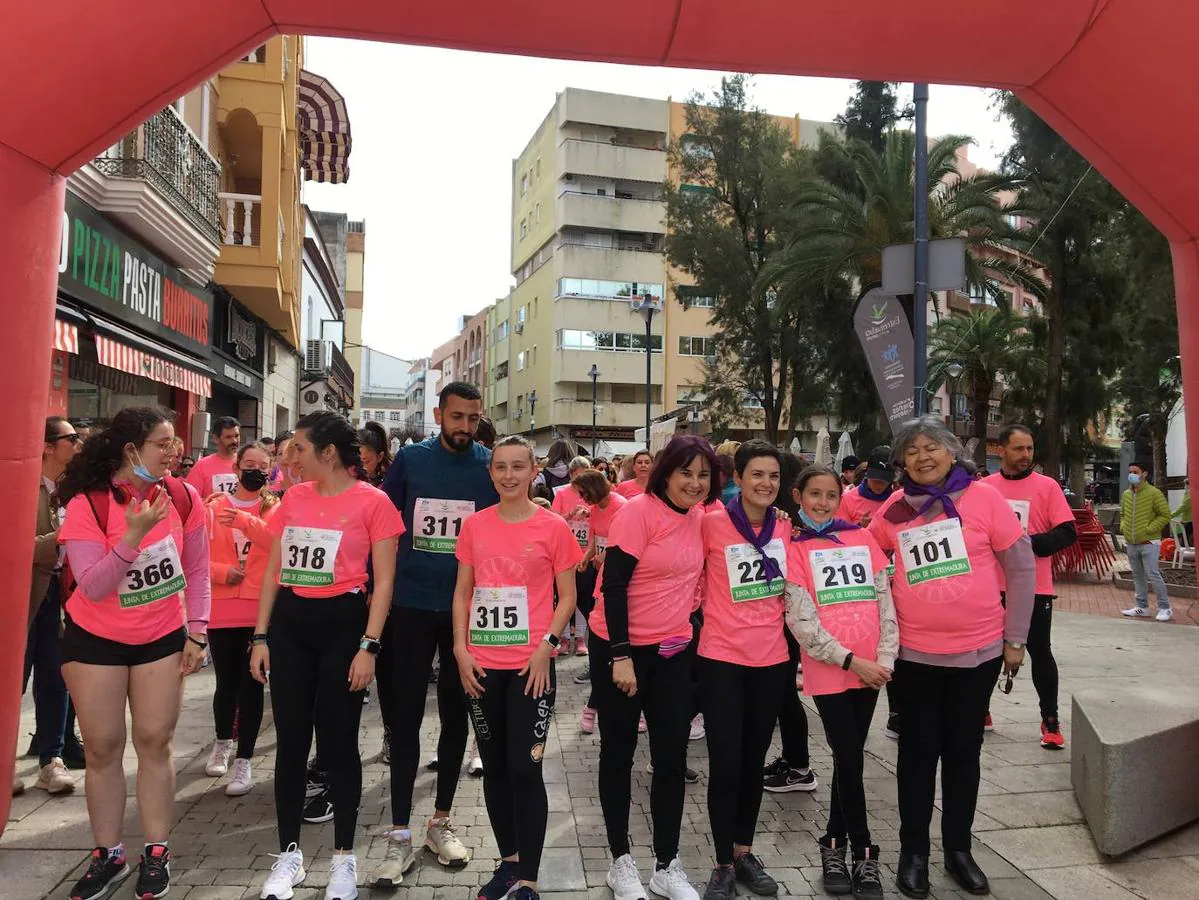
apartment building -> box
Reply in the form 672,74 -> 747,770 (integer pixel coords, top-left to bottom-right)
431,308 -> 489,389
344,220 -> 367,412
358,346 -> 413,430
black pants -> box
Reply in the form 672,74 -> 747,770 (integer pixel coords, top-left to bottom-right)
388,606 -> 470,826
24,580 -> 69,766
591,633 -> 694,865
376,610 -> 395,737
468,666 -> 556,882
575,567 -> 598,707
896,656 -> 1002,855
700,657 -> 790,864
778,630 -> 810,769
208,626 -> 264,759
1027,596 -> 1059,720
269,590 -> 367,850
814,688 -> 880,849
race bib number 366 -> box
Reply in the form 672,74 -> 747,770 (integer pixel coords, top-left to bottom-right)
119,537 -> 186,608
898,519 -> 971,586
724,539 -> 787,602
280,527 -> 343,587
809,546 -> 876,605
413,498 -> 475,553
470,587 -> 529,646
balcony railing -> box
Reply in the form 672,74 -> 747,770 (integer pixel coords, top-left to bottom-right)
219,193 -> 261,247
93,107 -> 222,243
243,45 -> 266,63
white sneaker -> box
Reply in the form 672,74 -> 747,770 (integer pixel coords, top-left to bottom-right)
1156,608 -> 1174,622
468,756 -> 484,777
226,758 -> 253,796
371,831 -> 416,888
648,857 -> 699,900
425,816 -> 471,867
1122,606 -> 1150,617
607,853 -> 647,900
326,853 -> 358,900
688,714 -> 705,742
260,844 -> 305,900
205,738 -> 232,776
34,757 -> 76,794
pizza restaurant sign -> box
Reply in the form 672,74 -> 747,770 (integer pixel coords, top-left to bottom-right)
57,192 -> 212,358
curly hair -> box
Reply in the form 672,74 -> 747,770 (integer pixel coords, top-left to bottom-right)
58,406 -> 175,505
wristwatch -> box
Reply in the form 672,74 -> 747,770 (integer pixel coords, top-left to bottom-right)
359,636 -> 382,655
542,632 -> 562,649
1005,641 -> 1025,650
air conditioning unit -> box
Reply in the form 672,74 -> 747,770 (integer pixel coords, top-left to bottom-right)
304,339 -> 326,372
514,408 -> 523,420
515,322 -> 525,334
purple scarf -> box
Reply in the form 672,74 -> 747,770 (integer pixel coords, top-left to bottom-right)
727,495 -> 783,582
858,480 -> 893,502
901,464 -> 973,521
793,518 -> 860,545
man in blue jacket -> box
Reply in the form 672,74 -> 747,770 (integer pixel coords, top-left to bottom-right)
373,381 -> 499,888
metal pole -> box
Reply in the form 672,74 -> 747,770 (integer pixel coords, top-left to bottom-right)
644,309 -> 654,449
913,82 -> 930,415
591,372 -> 598,458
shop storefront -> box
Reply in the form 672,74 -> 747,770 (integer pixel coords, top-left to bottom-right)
52,191 -> 215,451
206,285 -> 266,445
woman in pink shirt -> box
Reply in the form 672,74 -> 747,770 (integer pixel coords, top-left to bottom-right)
591,435 -> 718,900
202,442 -> 278,797
613,449 -> 652,499
867,416 -> 1034,898
57,406 -> 211,900
249,412 -> 405,900
551,455 -> 593,653
697,440 -> 792,898
784,464 -> 897,899
451,436 -> 582,900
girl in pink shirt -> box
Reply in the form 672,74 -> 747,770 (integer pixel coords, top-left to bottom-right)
783,464 -> 898,898
451,436 -> 582,900
202,441 -> 279,797
697,440 -> 793,897
57,406 -> 211,900
551,456 -> 592,653
249,412 -> 405,900
613,448 -> 652,498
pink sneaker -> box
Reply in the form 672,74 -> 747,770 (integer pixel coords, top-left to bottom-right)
576,638 -> 588,656
580,707 -> 597,734
638,713 -> 647,733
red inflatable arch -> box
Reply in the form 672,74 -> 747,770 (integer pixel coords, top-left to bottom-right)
2,1 -> 1195,818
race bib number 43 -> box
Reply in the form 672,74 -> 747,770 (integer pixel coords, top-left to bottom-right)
280,526 -> 342,587
898,519 -> 971,586
119,537 -> 186,608
414,498 -> 475,553
724,539 -> 787,602
809,546 -> 876,605
470,586 -> 530,646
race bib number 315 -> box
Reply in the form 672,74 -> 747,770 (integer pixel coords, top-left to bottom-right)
280,526 -> 343,587
413,498 -> 475,553
119,537 -> 186,608
809,546 -> 876,605
898,519 -> 971,586
724,539 -> 787,602
470,587 -> 529,646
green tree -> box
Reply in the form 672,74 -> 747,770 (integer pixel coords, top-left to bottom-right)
834,81 -> 913,154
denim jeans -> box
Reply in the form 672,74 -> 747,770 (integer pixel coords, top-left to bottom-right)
22,579 -> 69,766
1126,542 -> 1171,610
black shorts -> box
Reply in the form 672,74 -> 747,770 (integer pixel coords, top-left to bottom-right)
60,614 -> 186,667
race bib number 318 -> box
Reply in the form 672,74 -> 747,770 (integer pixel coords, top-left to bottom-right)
280,527 -> 343,587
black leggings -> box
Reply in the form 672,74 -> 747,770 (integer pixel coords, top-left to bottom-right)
269,589 -> 367,851
700,657 -> 790,865
591,634 -> 693,866
994,594 -> 1059,720
388,606 -> 469,826
814,687 -> 880,850
375,610 -> 395,737
575,567 -> 598,707
468,666 -> 556,882
779,630 -> 811,769
896,656 -> 1002,855
208,626 -> 264,760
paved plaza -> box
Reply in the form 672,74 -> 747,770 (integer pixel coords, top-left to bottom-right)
5,582 -> 1199,900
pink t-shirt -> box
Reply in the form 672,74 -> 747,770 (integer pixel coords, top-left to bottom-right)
982,471 -> 1074,595
207,493 -> 278,629
589,493 -> 706,646
614,479 -> 646,500
589,492 -> 628,551
456,506 -> 583,670
552,484 -> 584,516
552,485 -> 592,549
268,480 -> 405,598
869,481 -> 1024,655
787,528 -> 890,696
698,508 -> 789,668
839,486 -> 890,527
186,453 -> 238,498
59,483 -> 207,644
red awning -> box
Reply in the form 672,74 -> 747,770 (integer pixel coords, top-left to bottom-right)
95,334 -> 212,398
53,319 -> 79,354
298,69 -> 351,184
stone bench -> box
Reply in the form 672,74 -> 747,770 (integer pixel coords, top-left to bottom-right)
1072,687 -> 1199,855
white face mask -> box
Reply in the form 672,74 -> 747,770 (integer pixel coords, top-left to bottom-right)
1128,473 -> 1142,486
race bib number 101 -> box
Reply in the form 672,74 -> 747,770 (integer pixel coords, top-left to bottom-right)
898,519 -> 971,586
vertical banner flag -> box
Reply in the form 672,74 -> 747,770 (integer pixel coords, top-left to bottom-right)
853,287 -> 915,435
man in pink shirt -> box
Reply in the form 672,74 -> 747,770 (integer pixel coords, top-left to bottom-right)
186,416 -> 240,498
982,425 -> 1077,749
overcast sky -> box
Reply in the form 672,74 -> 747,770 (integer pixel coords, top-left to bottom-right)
301,38 -> 1014,363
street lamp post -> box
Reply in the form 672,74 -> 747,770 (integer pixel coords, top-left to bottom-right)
632,295 -> 661,451
528,389 -> 537,439
588,364 -> 600,458
946,361 -> 964,436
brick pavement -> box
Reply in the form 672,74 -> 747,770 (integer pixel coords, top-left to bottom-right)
1055,572 -> 1197,625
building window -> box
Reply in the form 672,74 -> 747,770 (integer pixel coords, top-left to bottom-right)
520,218 -> 528,240
494,320 -> 509,342
389,411 -> 401,422
556,278 -> 664,303
678,293 -> 715,308
517,306 -> 527,325
556,329 -> 663,353
535,202 -> 541,223
678,336 -> 716,357
517,351 -> 527,371
535,155 -> 541,177
495,361 -> 509,380
521,173 -> 528,195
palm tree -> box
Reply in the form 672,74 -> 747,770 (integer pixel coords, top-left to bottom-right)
928,306 -> 1036,465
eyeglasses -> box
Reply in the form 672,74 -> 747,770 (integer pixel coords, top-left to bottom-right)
997,671 -> 1016,695
48,433 -> 82,445
146,439 -> 176,451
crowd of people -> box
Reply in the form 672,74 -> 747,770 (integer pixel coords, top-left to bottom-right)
27,381 -> 1187,900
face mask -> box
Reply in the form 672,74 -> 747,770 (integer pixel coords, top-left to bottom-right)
1128,473 -> 1142,486
240,468 -> 269,491
798,509 -> 833,531
131,449 -> 163,484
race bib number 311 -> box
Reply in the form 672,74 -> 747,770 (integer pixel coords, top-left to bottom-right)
280,527 -> 343,587
809,546 -> 876,605
413,498 -> 475,553
898,519 -> 971,586
119,537 -> 186,608
470,587 -> 530,646
724,539 -> 787,602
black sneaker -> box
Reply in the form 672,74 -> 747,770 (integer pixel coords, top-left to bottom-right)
302,785 -> 334,824
70,847 -> 131,900
645,762 -> 702,783
761,756 -> 790,779
851,844 -> 884,900
573,666 -> 591,684
763,765 -> 817,793
704,865 -> 736,900
134,844 -> 170,899
478,859 -> 520,899
819,837 -> 852,896
885,714 -> 900,741
24,732 -> 38,759
510,887 -> 539,900
734,852 -> 778,895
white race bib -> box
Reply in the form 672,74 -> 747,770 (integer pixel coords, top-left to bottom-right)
469,586 -> 530,646
565,507 -> 591,549
212,473 -> 239,496
724,539 -> 787,602
1007,499 -> 1031,533
232,528 -> 251,565
595,536 -> 608,551
808,546 -> 876,605
898,519 -> 972,586
280,526 -> 343,587
413,498 -> 475,553
119,537 -> 186,608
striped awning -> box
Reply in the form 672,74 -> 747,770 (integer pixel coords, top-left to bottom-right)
298,69 -> 351,184
54,319 -> 79,354
95,334 -> 211,397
